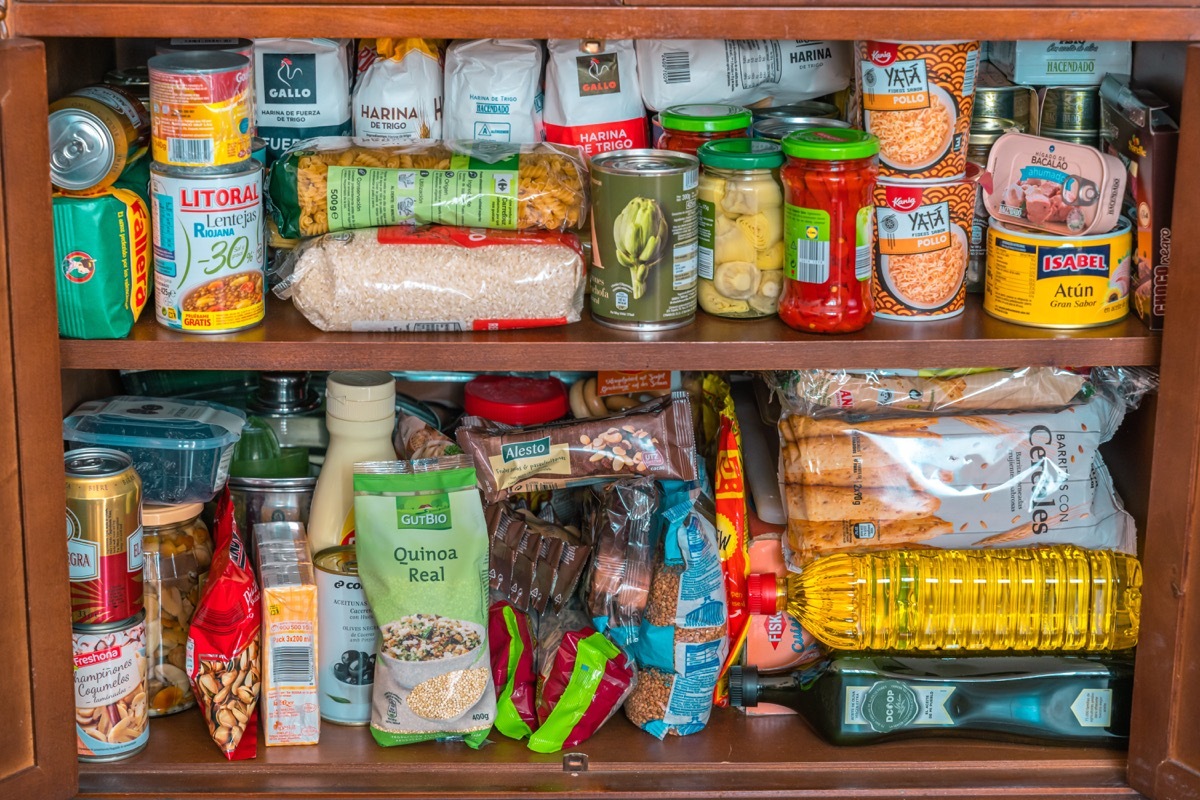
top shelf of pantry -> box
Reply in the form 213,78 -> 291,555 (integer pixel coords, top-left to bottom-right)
12,1 -> 1200,39
58,295 -> 1160,372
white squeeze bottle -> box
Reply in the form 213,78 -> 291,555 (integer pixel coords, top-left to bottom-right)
308,371 -> 397,554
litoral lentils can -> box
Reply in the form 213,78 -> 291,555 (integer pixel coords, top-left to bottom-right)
151,160 -> 265,333
985,216 -> 1132,328
49,84 -> 151,193
589,149 -> 699,330
148,50 -> 253,168
66,449 -> 143,626
315,547 -> 379,725
74,611 -> 149,762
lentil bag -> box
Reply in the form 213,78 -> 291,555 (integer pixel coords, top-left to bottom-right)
353,456 -> 496,748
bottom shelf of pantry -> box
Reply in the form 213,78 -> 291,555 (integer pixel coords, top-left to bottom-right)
77,706 -> 1136,798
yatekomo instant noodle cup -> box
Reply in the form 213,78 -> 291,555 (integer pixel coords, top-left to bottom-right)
873,166 -> 977,320
857,40 -> 980,181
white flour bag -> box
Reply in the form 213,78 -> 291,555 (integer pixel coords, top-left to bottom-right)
544,39 -> 648,157
445,39 -> 544,143
254,38 -> 353,162
635,40 -> 852,112
353,38 -> 444,142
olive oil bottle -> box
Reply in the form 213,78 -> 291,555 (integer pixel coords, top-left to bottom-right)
729,655 -> 1134,746
747,546 -> 1141,652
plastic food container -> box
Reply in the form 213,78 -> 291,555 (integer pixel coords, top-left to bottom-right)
982,132 -> 1126,236
697,139 -> 786,318
143,502 -> 208,716
63,396 -> 246,504
656,104 -> 752,155
777,128 -> 881,334
464,375 -> 569,426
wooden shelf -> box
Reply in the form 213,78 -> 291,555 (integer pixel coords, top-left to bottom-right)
12,3 -> 1200,40
77,706 -> 1135,798
58,294 -> 1161,372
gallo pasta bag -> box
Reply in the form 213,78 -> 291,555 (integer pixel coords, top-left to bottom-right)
353,456 -> 496,748
186,489 -> 262,760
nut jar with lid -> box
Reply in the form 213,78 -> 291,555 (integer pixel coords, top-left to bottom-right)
657,104 -> 752,155
777,128 -> 880,334
143,502 -> 208,716
697,139 -> 786,318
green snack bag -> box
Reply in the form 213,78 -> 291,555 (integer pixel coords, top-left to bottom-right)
353,456 -> 497,748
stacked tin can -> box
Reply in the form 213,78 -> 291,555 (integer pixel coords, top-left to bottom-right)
67,449 -> 150,762
147,41 -> 267,335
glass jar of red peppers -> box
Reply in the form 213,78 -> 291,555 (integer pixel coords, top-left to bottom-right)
657,104 -> 752,155
778,128 -> 881,334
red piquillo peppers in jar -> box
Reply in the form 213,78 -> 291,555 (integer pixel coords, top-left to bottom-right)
778,128 -> 880,334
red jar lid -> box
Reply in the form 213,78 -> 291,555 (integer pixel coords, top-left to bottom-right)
464,376 -> 569,426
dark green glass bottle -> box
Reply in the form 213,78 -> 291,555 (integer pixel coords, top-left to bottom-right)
729,655 -> 1133,746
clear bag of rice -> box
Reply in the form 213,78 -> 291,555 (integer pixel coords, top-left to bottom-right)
272,225 -> 586,332
353,456 -> 496,748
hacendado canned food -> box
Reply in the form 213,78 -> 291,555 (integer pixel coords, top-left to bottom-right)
985,216 -> 1131,329
151,161 -> 265,333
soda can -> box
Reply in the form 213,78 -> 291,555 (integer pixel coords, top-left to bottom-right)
314,546 -> 379,725
74,611 -> 149,761
66,448 -> 143,625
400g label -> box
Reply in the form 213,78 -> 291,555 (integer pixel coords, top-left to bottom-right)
151,163 -> 266,334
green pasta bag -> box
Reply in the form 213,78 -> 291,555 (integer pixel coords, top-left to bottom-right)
353,456 -> 497,748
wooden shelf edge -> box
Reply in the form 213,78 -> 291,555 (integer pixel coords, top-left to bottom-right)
58,295 -> 1161,372
12,4 -> 1200,40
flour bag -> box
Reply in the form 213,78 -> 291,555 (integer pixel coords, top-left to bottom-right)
353,38 -> 444,142
254,38 -> 353,161
444,39 -> 544,143
544,39 -> 648,157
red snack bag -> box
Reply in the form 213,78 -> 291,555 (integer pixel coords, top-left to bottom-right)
528,627 -> 635,753
488,601 -> 539,740
186,488 -> 262,760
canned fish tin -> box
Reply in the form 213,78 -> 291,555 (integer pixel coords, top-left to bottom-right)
589,149 -> 699,330
151,161 -> 265,333
1041,128 -> 1101,149
148,51 -> 252,168
49,84 -> 152,193
752,116 -> 850,142
753,102 -> 841,121
66,448 -> 143,625
985,216 -> 1132,328
315,547 -> 379,725
74,611 -> 149,761
1041,87 -> 1099,132
104,67 -> 151,111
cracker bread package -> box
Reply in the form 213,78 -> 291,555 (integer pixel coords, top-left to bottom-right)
186,489 -> 262,760
444,39 -> 544,143
254,38 -> 353,162
636,40 -> 851,112
353,456 -> 496,747
544,40 -> 649,158
353,38 -> 444,143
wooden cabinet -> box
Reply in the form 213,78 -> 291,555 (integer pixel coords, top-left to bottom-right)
3,7 -> 1200,798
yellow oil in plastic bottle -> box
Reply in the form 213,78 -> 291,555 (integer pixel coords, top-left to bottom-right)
759,546 -> 1142,652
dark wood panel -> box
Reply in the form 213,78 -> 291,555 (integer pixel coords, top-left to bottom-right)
0,37 -> 77,800
77,707 -> 1137,799
10,5 -> 1200,40
58,295 -> 1161,372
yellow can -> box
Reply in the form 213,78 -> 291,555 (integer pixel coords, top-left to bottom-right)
984,217 -> 1132,328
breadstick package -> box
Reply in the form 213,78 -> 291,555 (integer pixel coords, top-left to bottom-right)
268,137 -> 588,238
779,393 -> 1138,567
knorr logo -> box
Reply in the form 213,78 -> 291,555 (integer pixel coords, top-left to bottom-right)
501,437 -> 551,463
396,496 -> 453,530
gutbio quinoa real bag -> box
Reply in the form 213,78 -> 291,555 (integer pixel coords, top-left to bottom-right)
353,456 -> 496,747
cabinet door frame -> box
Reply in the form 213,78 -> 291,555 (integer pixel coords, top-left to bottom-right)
0,36 -> 77,800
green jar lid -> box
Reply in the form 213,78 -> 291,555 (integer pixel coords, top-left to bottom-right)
660,104 -> 753,133
698,138 -> 784,170
781,128 -> 880,161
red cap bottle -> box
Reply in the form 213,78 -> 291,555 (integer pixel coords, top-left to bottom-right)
746,573 -> 783,616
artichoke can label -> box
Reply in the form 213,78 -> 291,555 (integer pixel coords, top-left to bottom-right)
984,218 -> 1131,329
589,149 -> 699,330
151,163 -> 266,334
315,547 -> 380,725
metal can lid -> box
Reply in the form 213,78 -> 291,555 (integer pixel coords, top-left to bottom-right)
73,609 -> 146,636
105,66 -> 150,89
591,148 -> 699,175
143,502 -> 205,527
155,38 -> 253,55
753,116 -> 850,142
660,104 -> 753,133
698,138 -> 784,170
148,50 -> 250,76
781,127 -> 880,161
48,109 -> 116,190
753,101 -> 840,121
64,447 -> 132,478
314,545 -> 360,576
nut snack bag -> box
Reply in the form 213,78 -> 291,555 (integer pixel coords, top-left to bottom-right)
186,489 -> 262,760
353,456 -> 496,748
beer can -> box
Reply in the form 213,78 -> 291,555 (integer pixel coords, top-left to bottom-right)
315,546 -> 379,725
49,84 -> 151,193
74,611 -> 149,762
66,448 -> 143,625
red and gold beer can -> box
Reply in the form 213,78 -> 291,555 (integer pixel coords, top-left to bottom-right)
66,448 -> 143,624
